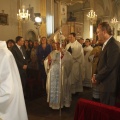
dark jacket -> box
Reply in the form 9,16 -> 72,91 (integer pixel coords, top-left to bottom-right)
95,37 -> 120,105
11,45 -> 27,75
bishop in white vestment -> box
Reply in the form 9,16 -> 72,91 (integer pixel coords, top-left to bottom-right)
44,35 -> 72,109
0,41 -> 28,120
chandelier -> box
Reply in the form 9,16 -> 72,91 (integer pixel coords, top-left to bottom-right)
111,17 -> 118,25
87,10 -> 97,24
17,9 -> 30,21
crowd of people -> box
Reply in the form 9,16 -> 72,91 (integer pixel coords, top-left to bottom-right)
1,22 -> 120,119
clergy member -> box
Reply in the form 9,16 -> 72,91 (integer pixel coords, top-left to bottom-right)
66,32 -> 85,94
83,38 -> 93,87
44,34 -> 73,109
0,41 -> 28,120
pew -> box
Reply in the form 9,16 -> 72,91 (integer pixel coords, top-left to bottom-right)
74,98 -> 120,120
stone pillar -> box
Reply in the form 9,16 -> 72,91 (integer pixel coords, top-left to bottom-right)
116,25 -> 120,41
46,0 -> 54,37
83,9 -> 90,39
17,0 -> 23,36
58,1 -> 62,28
89,0 -> 95,9
18,21 -> 23,36
54,0 -> 63,30
40,0 -> 47,37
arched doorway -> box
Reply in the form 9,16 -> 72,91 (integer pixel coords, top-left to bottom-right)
26,30 -> 37,41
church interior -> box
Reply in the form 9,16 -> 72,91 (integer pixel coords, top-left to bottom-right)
1,0 -> 120,41
0,0 -> 120,120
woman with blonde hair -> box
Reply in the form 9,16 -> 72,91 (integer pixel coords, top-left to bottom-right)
37,37 -> 52,90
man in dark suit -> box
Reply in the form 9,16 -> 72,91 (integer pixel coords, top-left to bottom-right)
92,22 -> 120,106
11,36 -> 28,96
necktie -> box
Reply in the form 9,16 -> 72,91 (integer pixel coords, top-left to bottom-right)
20,46 -> 23,54
102,44 -> 105,51
20,47 -> 25,59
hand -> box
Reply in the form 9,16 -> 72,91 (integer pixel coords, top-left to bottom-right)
91,74 -> 97,84
59,48 -> 62,53
94,52 -> 99,57
23,65 -> 27,70
48,59 -> 51,65
48,55 -> 51,65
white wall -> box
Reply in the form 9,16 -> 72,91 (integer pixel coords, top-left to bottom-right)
83,10 -> 90,39
0,0 -> 18,41
0,0 -> 41,41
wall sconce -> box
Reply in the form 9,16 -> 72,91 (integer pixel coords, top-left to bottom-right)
34,13 -> 42,42
34,13 -> 42,28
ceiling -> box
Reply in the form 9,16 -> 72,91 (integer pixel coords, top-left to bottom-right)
56,0 -> 85,5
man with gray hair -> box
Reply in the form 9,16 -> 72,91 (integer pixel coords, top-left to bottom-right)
92,22 -> 120,106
